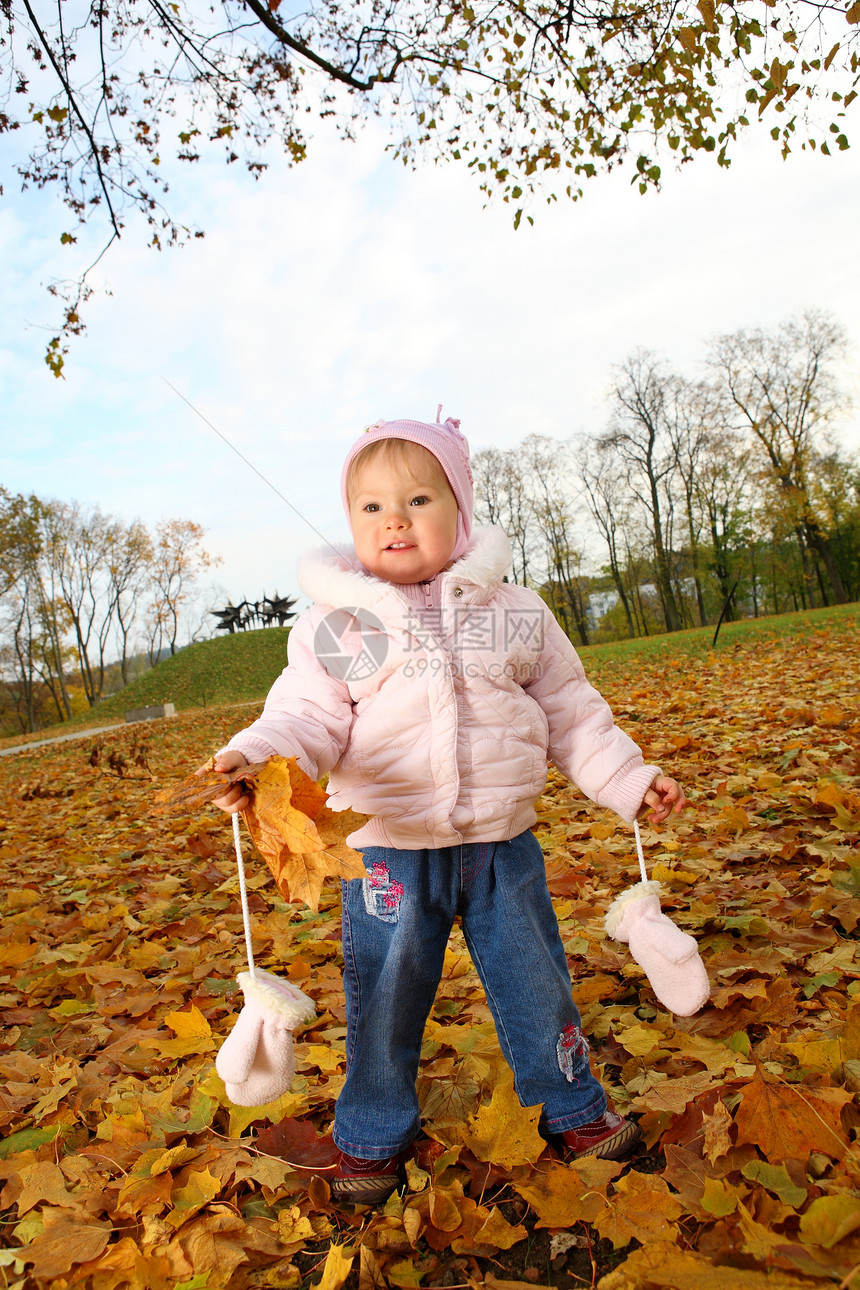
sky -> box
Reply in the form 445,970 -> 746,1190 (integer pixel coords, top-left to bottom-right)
1,102 -> 859,628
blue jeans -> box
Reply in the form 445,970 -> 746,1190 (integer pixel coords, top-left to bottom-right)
333,830 -> 607,1159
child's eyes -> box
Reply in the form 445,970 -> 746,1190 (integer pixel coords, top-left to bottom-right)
362,496 -> 429,511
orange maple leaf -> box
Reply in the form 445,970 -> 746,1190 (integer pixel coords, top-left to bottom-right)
241,757 -> 367,911
734,1071 -> 852,1160
154,755 -> 367,911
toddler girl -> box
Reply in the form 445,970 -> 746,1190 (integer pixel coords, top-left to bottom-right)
211,411 -> 685,1205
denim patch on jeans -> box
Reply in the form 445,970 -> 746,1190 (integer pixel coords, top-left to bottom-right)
333,830 -> 607,1159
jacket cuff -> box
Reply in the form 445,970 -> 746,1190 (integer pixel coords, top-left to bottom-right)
596,760 -> 662,824
219,734 -> 281,765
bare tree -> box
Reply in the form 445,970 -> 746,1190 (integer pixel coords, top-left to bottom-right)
472,447 -> 535,585
0,493 -> 74,727
520,436 -> 590,646
106,520 -> 154,684
807,450 -> 860,602
41,501 -> 120,706
692,427 -> 754,622
709,310 -> 851,606
600,352 -> 683,632
664,378 -> 729,627
147,519 -> 220,662
573,435 -> 637,638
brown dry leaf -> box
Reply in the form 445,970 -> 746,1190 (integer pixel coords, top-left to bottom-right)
701,1098 -> 734,1162
429,1183 -> 466,1233
596,1241 -> 828,1288
313,1242 -> 355,1290
736,1200 -> 790,1261
13,1161 -> 73,1214
243,758 -> 327,860
783,1000 -> 860,1073
175,1205 -> 250,1282
21,1213 -> 113,1280
153,760 -> 268,812
629,1069 -> 722,1114
164,1165 -> 222,1229
115,1169 -> 174,1218
359,1245 -> 387,1290
65,1236 -> 173,1290
734,1073 -> 852,1160
700,1175 -> 744,1217
469,1204 -> 528,1251
798,1193 -> 860,1249
3,612 -> 860,1289
593,1171 -> 684,1249
478,1277 -> 555,1290
514,1157 -> 621,1227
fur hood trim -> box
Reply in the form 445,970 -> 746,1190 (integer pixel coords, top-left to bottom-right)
297,524 -> 513,611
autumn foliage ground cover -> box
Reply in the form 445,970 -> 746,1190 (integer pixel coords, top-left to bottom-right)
0,606 -> 859,1290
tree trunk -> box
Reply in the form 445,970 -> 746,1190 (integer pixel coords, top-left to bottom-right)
804,518 -> 849,604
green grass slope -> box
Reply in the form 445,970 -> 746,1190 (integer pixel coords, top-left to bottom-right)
92,627 -> 292,721
580,600 -> 859,678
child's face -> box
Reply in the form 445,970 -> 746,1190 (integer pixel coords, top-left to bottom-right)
349,443 -> 459,583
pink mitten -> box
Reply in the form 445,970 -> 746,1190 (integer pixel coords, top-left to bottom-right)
216,968 -> 315,1106
605,881 -> 710,1016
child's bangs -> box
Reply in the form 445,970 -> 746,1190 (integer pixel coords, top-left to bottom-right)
346,438 -> 445,498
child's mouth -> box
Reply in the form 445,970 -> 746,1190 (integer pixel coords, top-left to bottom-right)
386,542 -> 415,551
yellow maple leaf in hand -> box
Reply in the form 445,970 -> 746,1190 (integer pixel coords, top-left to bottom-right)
241,757 -> 367,911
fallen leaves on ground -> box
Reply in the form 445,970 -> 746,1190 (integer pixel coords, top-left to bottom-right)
0,610 -> 859,1288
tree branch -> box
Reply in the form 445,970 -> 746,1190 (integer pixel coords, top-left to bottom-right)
240,0 -> 400,90
22,0 -> 121,237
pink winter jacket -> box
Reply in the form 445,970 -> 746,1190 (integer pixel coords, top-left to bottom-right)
224,526 -> 660,849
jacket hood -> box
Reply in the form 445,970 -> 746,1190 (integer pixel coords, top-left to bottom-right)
297,524 -> 513,611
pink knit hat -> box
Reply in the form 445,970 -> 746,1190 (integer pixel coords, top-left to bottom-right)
341,407 -> 475,562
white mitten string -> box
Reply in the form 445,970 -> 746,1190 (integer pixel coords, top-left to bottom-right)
232,811 -> 256,981
604,816 -> 710,1017
633,818 -> 648,885
218,813 -> 316,1108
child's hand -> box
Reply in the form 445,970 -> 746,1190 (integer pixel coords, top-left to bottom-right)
640,775 -> 687,825
199,750 -> 251,814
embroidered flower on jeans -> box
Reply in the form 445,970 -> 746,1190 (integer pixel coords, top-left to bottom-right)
556,1022 -> 589,1083
383,880 -> 404,909
363,862 -> 403,924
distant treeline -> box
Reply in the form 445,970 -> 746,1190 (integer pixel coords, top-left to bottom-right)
474,310 -> 859,644
0,500 -> 218,733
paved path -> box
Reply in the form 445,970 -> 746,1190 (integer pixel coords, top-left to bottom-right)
0,724 -> 125,757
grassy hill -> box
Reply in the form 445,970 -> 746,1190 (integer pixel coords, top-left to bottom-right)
90,627 -> 292,721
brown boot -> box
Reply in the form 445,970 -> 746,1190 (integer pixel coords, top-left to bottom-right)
330,1150 -> 408,1206
550,1109 -> 641,1161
